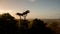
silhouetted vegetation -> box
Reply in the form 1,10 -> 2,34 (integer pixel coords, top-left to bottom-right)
16,10 -> 30,20
0,13 -> 18,34
27,19 -> 55,34
0,12 -> 57,34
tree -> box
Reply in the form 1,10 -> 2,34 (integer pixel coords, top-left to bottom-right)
16,13 -> 23,20
16,10 -> 30,28
16,10 -> 30,20
0,13 -> 17,34
22,10 -> 30,20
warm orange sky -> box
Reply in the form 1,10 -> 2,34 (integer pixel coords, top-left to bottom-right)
0,0 -> 60,19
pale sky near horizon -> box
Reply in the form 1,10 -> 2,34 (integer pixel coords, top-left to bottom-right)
0,0 -> 60,19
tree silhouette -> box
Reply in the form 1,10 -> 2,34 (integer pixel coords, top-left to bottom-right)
28,18 -> 55,34
20,20 -> 30,34
0,13 -> 17,34
16,10 -> 30,28
22,10 -> 30,20
0,10 -> 56,34
16,13 -> 23,20
2,13 -> 14,19
16,10 -> 30,20
16,13 -> 23,28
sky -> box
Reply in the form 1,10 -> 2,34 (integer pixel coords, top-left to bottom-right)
0,0 -> 60,19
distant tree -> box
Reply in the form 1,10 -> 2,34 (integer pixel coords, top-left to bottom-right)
16,13 -> 23,20
16,13 -> 23,28
22,10 -> 30,20
16,10 -> 30,20
16,10 -> 30,28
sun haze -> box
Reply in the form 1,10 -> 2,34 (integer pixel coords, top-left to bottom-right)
0,0 -> 60,19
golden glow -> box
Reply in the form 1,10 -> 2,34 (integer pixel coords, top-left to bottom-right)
0,9 -> 12,14
0,9 -> 7,14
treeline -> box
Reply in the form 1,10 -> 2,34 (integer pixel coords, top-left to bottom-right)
0,13 -> 55,34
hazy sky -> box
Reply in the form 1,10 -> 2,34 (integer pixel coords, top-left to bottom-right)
0,0 -> 60,19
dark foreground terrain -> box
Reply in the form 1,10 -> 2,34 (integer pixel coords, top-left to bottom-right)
0,13 -> 60,34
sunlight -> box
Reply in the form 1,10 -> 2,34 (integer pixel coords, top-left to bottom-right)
0,9 -> 12,14
0,9 -> 7,14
